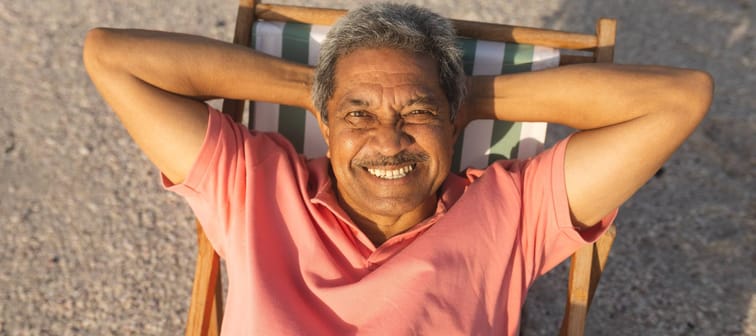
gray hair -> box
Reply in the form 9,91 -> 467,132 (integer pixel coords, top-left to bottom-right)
312,2 -> 466,123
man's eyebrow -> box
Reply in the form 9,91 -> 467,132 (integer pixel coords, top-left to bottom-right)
336,98 -> 370,111
405,95 -> 440,107
336,94 -> 439,110
347,99 -> 370,107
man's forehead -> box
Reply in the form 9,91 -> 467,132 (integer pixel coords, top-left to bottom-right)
334,85 -> 443,110
339,90 -> 441,105
330,48 -> 445,108
333,47 -> 438,78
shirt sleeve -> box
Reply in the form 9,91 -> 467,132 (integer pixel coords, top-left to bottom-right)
518,136 -> 617,276
160,105 -> 292,258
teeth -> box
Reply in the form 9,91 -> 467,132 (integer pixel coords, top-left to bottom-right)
367,165 -> 414,179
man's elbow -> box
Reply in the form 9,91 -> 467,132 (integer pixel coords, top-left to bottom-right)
83,28 -> 103,66
655,68 -> 714,132
678,69 -> 714,123
82,28 -> 118,74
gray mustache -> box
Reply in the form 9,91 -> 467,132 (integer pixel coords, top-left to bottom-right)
352,151 -> 429,167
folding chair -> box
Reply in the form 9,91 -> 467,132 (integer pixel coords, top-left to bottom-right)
185,2 -> 618,335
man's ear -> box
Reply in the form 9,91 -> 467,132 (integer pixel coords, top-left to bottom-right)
451,123 -> 461,142
451,102 -> 469,142
450,115 -> 465,148
317,113 -> 331,158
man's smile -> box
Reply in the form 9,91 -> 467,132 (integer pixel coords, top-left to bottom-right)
365,164 -> 416,179
322,47 -> 455,234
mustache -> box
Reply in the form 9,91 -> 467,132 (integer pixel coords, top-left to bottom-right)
352,151 -> 430,167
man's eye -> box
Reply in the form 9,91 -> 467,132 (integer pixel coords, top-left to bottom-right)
344,111 -> 374,127
403,110 -> 437,122
347,111 -> 369,118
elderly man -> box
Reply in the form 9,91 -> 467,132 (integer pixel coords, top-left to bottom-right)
83,2 -> 712,335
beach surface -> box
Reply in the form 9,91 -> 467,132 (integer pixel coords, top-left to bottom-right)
1,0 -> 753,335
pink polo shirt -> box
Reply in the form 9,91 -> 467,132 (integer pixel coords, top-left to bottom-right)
164,106 -> 615,335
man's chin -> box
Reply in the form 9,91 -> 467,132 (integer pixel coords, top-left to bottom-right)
354,196 -> 432,218
335,178 -> 438,221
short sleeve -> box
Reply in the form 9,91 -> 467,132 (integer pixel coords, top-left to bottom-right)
160,105 -> 290,258
518,136 -> 617,276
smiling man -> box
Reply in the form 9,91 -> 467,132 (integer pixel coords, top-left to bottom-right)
83,2 -> 712,335
321,47 -> 457,244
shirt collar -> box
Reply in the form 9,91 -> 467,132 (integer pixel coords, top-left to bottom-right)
309,158 -> 470,244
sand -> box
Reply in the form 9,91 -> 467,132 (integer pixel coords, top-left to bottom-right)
1,0 -> 753,335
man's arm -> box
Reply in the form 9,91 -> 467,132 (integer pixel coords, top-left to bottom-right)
83,28 -> 314,184
462,63 -> 713,228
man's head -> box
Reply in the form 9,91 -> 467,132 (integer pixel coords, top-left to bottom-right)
312,3 -> 465,232
313,2 -> 466,123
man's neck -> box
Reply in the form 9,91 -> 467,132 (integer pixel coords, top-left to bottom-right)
337,193 -> 438,247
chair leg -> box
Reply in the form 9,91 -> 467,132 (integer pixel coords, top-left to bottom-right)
186,221 -> 223,336
560,244 -> 592,336
560,225 -> 616,336
187,3 -> 254,334
589,225 -> 616,306
209,265 -> 224,336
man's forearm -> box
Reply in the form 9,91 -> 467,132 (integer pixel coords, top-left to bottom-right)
463,63 -> 712,226
464,63 -> 712,130
83,28 -> 314,109
83,28 -> 316,183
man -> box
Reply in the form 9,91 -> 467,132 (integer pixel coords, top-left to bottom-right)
83,3 -> 712,335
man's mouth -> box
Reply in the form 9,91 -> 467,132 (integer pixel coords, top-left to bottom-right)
366,164 -> 416,180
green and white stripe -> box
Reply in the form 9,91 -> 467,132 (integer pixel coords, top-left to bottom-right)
249,21 -> 560,170
453,38 -> 559,170
251,21 -> 329,157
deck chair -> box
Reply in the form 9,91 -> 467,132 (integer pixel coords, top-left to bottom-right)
185,2 -> 618,335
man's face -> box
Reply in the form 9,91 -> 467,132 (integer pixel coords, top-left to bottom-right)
319,47 -> 457,222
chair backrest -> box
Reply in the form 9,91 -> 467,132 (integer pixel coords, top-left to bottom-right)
248,20 -> 560,168
186,2 -> 617,336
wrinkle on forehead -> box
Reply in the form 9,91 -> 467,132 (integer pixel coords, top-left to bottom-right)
329,47 -> 446,115
335,84 -> 442,113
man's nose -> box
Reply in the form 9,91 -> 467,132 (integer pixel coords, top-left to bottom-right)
370,122 -> 412,157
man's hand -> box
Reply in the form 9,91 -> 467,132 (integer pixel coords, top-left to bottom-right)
463,64 -> 713,228
83,28 -> 314,184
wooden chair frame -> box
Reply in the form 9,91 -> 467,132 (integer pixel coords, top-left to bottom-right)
185,2 -> 617,335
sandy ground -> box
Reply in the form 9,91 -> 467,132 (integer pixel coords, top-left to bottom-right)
1,0 -> 753,335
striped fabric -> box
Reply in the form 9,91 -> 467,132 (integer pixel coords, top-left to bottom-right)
249,21 -> 560,171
